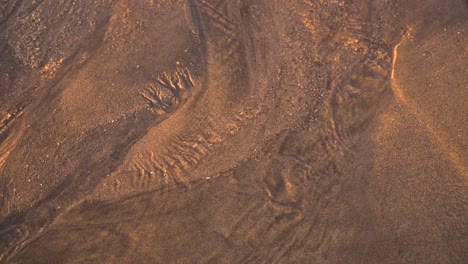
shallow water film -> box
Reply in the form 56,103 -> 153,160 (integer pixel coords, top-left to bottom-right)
0,0 -> 467,263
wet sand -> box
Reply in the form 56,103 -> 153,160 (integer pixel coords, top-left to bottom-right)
0,0 -> 467,263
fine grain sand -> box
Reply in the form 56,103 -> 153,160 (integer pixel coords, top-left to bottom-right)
0,0 -> 466,263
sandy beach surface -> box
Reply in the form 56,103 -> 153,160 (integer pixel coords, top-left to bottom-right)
0,0 -> 466,263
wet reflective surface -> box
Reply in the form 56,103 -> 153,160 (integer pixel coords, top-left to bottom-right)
0,0 -> 467,263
